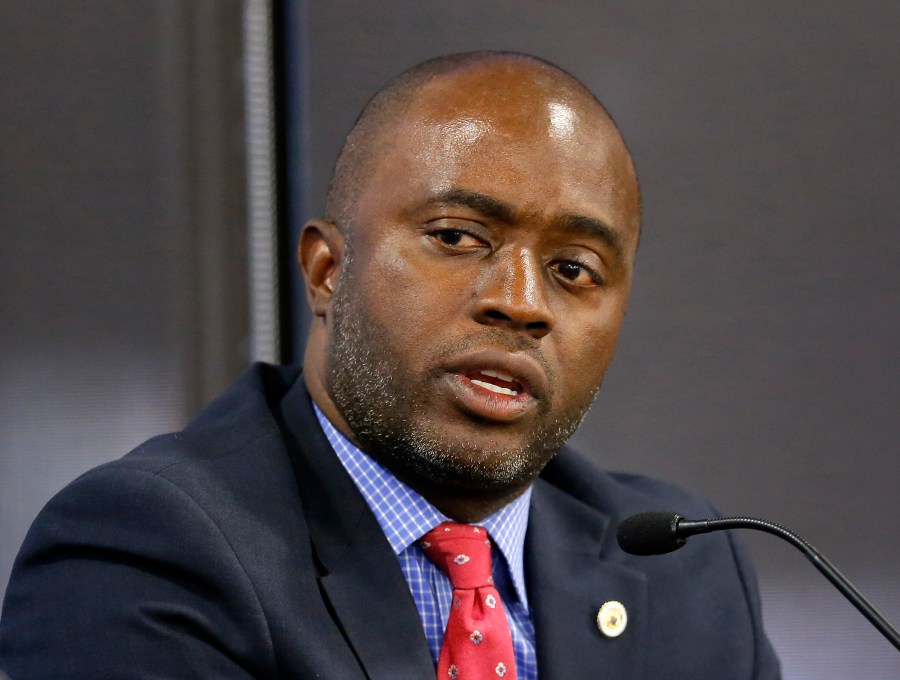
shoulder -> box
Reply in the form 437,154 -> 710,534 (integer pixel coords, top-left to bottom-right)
539,446 -> 719,521
26,362 -> 312,558
534,447 -> 781,678
103,362 -> 301,474
40,363 -> 306,515
6,361 -> 312,572
0,363 -> 319,677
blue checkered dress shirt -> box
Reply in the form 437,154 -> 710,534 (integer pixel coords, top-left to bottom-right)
314,404 -> 538,680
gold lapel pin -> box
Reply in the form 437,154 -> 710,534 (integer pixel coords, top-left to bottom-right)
596,600 -> 628,638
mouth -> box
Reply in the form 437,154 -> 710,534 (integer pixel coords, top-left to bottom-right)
441,350 -> 547,423
466,368 -> 524,397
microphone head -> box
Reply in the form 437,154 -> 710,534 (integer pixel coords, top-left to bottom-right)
617,511 -> 686,556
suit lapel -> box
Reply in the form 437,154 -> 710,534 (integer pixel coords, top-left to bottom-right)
527,478 -> 649,680
278,380 -> 435,680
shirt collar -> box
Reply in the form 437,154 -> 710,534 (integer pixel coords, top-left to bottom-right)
313,402 -> 532,607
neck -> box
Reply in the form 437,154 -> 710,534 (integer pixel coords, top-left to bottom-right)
394,474 -> 529,524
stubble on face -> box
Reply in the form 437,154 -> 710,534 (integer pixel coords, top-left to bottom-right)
325,247 -> 603,496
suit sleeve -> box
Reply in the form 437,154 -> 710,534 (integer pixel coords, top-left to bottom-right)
0,465 -> 277,680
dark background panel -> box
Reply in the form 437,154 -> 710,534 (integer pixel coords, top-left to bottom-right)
0,1 -> 249,601
286,2 -> 900,677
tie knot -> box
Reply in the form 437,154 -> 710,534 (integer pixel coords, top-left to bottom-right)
420,521 -> 494,589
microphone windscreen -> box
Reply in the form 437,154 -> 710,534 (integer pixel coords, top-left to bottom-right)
616,511 -> 684,555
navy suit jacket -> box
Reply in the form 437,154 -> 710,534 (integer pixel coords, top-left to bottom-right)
0,364 -> 780,679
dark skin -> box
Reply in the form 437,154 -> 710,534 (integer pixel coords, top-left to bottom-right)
300,60 -> 641,522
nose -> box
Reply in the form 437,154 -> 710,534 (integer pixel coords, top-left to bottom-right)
471,249 -> 554,339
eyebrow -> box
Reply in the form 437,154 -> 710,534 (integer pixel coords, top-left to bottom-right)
557,213 -> 623,259
427,188 -> 516,223
426,186 -> 623,257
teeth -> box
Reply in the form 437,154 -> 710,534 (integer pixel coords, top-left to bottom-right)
481,369 -> 516,382
470,379 -> 519,396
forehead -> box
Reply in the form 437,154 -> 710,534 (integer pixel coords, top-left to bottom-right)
356,62 -> 640,242
404,62 -> 614,151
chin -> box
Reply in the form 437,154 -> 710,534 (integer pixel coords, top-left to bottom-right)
383,425 -> 555,491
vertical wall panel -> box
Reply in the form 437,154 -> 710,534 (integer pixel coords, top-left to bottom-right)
0,1 -> 249,596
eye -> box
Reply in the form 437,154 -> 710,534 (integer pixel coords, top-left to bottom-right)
550,260 -> 602,287
428,228 -> 486,250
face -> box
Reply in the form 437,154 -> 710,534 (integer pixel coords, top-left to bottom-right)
319,64 -> 641,503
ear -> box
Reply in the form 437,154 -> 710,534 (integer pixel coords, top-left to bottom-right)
298,219 -> 345,317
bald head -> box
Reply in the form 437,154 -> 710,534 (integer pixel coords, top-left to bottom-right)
325,51 -> 640,232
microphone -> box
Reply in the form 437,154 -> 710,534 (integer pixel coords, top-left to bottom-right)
617,511 -> 900,652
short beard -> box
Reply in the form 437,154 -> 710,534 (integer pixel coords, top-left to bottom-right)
325,249 -> 599,494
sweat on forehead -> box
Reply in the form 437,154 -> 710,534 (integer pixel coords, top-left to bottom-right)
324,51 -> 628,231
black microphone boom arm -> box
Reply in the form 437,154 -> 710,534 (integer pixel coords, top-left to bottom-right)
617,512 -> 900,653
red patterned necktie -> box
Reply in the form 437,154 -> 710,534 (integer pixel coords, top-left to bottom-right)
420,521 -> 518,680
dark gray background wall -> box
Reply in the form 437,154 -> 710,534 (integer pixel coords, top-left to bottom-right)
1,0 -> 250,616
289,2 -> 899,677
1,2 -> 897,678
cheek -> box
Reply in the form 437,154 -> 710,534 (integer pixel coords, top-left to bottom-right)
358,236 -> 470,342
552,302 -> 627,391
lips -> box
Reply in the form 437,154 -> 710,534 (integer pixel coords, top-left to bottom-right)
441,349 -> 548,422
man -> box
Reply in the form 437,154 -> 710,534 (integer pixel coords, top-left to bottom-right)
0,52 -> 781,679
